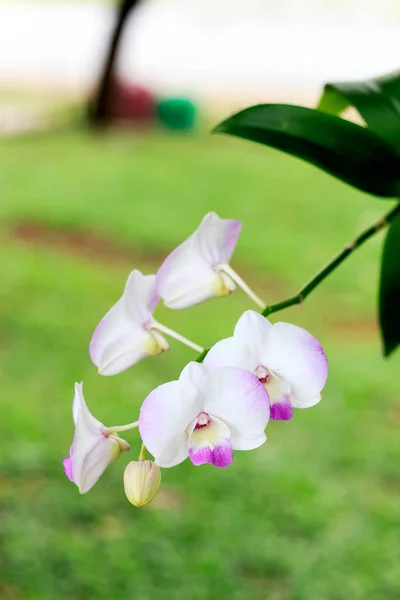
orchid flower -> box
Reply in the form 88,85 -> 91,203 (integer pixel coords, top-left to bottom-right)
156,212 -> 265,309
204,310 -> 328,421
139,362 -> 270,468
63,382 -> 131,494
90,269 -> 203,376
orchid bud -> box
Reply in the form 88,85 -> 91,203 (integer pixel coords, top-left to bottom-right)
123,460 -> 161,508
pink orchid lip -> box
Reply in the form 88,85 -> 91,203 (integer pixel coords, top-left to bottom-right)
270,397 -> 294,421
189,441 -> 233,468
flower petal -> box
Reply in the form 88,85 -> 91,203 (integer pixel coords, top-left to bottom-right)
234,310 -> 272,354
203,367 -> 269,450
68,383 -> 129,492
139,380 -> 201,468
123,270 -> 159,325
63,452 -> 73,482
72,381 -> 84,425
262,322 -> 328,407
188,416 -> 233,468
89,298 -> 168,376
194,212 -> 242,266
204,336 -> 258,371
156,212 -> 241,309
189,440 -> 233,468
156,245 -> 233,309
179,361 -> 209,388
79,434 -> 129,494
270,396 -> 294,421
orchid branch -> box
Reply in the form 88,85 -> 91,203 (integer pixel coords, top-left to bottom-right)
262,202 -> 400,317
196,201 -> 400,363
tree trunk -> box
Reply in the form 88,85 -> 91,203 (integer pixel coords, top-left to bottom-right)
89,0 -> 142,126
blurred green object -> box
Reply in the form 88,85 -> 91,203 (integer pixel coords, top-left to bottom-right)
156,97 -> 197,131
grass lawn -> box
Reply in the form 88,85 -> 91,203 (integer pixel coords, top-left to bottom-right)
1,127 -> 399,600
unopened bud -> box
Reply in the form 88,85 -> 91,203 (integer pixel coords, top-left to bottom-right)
123,460 -> 161,508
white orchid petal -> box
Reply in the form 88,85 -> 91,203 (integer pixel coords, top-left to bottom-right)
89,272 -> 168,375
72,381 -> 85,426
139,380 -> 201,468
179,361 -> 209,388
263,322 -> 328,407
156,250 -> 232,309
204,336 -> 258,371
290,392 -> 321,409
79,434 -> 128,494
203,367 -> 269,448
234,310 -> 272,353
156,212 -> 241,309
194,212 -> 242,265
123,270 -> 159,324
230,434 -> 266,451
67,384 -> 129,492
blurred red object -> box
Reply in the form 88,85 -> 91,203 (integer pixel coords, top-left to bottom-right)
105,77 -> 156,125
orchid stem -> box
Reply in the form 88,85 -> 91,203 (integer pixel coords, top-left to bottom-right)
196,201 -> 400,364
262,202 -> 400,317
153,322 -> 204,353
220,264 -> 266,309
109,421 -> 139,433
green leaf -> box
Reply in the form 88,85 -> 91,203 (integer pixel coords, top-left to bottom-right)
213,104 -> 400,197
318,79 -> 400,150
379,207 -> 400,357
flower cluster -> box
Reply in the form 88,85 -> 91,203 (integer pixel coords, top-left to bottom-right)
64,213 -> 328,507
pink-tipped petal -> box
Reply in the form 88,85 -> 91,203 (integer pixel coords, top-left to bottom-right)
263,323 -> 328,407
139,380 -> 201,468
270,396 -> 294,421
204,336 -> 258,371
203,367 -> 269,450
63,454 -> 73,482
189,439 -> 233,468
189,445 -> 213,466
188,416 -> 233,468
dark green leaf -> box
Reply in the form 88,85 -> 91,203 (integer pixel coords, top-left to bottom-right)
318,79 -> 400,150
379,207 -> 400,357
213,104 -> 400,197
375,69 -> 400,100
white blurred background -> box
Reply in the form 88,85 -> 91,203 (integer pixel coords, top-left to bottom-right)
0,0 -> 399,105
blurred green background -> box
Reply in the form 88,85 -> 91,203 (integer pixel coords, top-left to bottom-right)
1,125 -> 399,600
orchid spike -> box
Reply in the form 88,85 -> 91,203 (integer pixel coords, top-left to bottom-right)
204,310 -> 328,421
156,212 -> 253,309
90,269 -> 203,376
63,382 -> 130,494
139,362 -> 270,469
